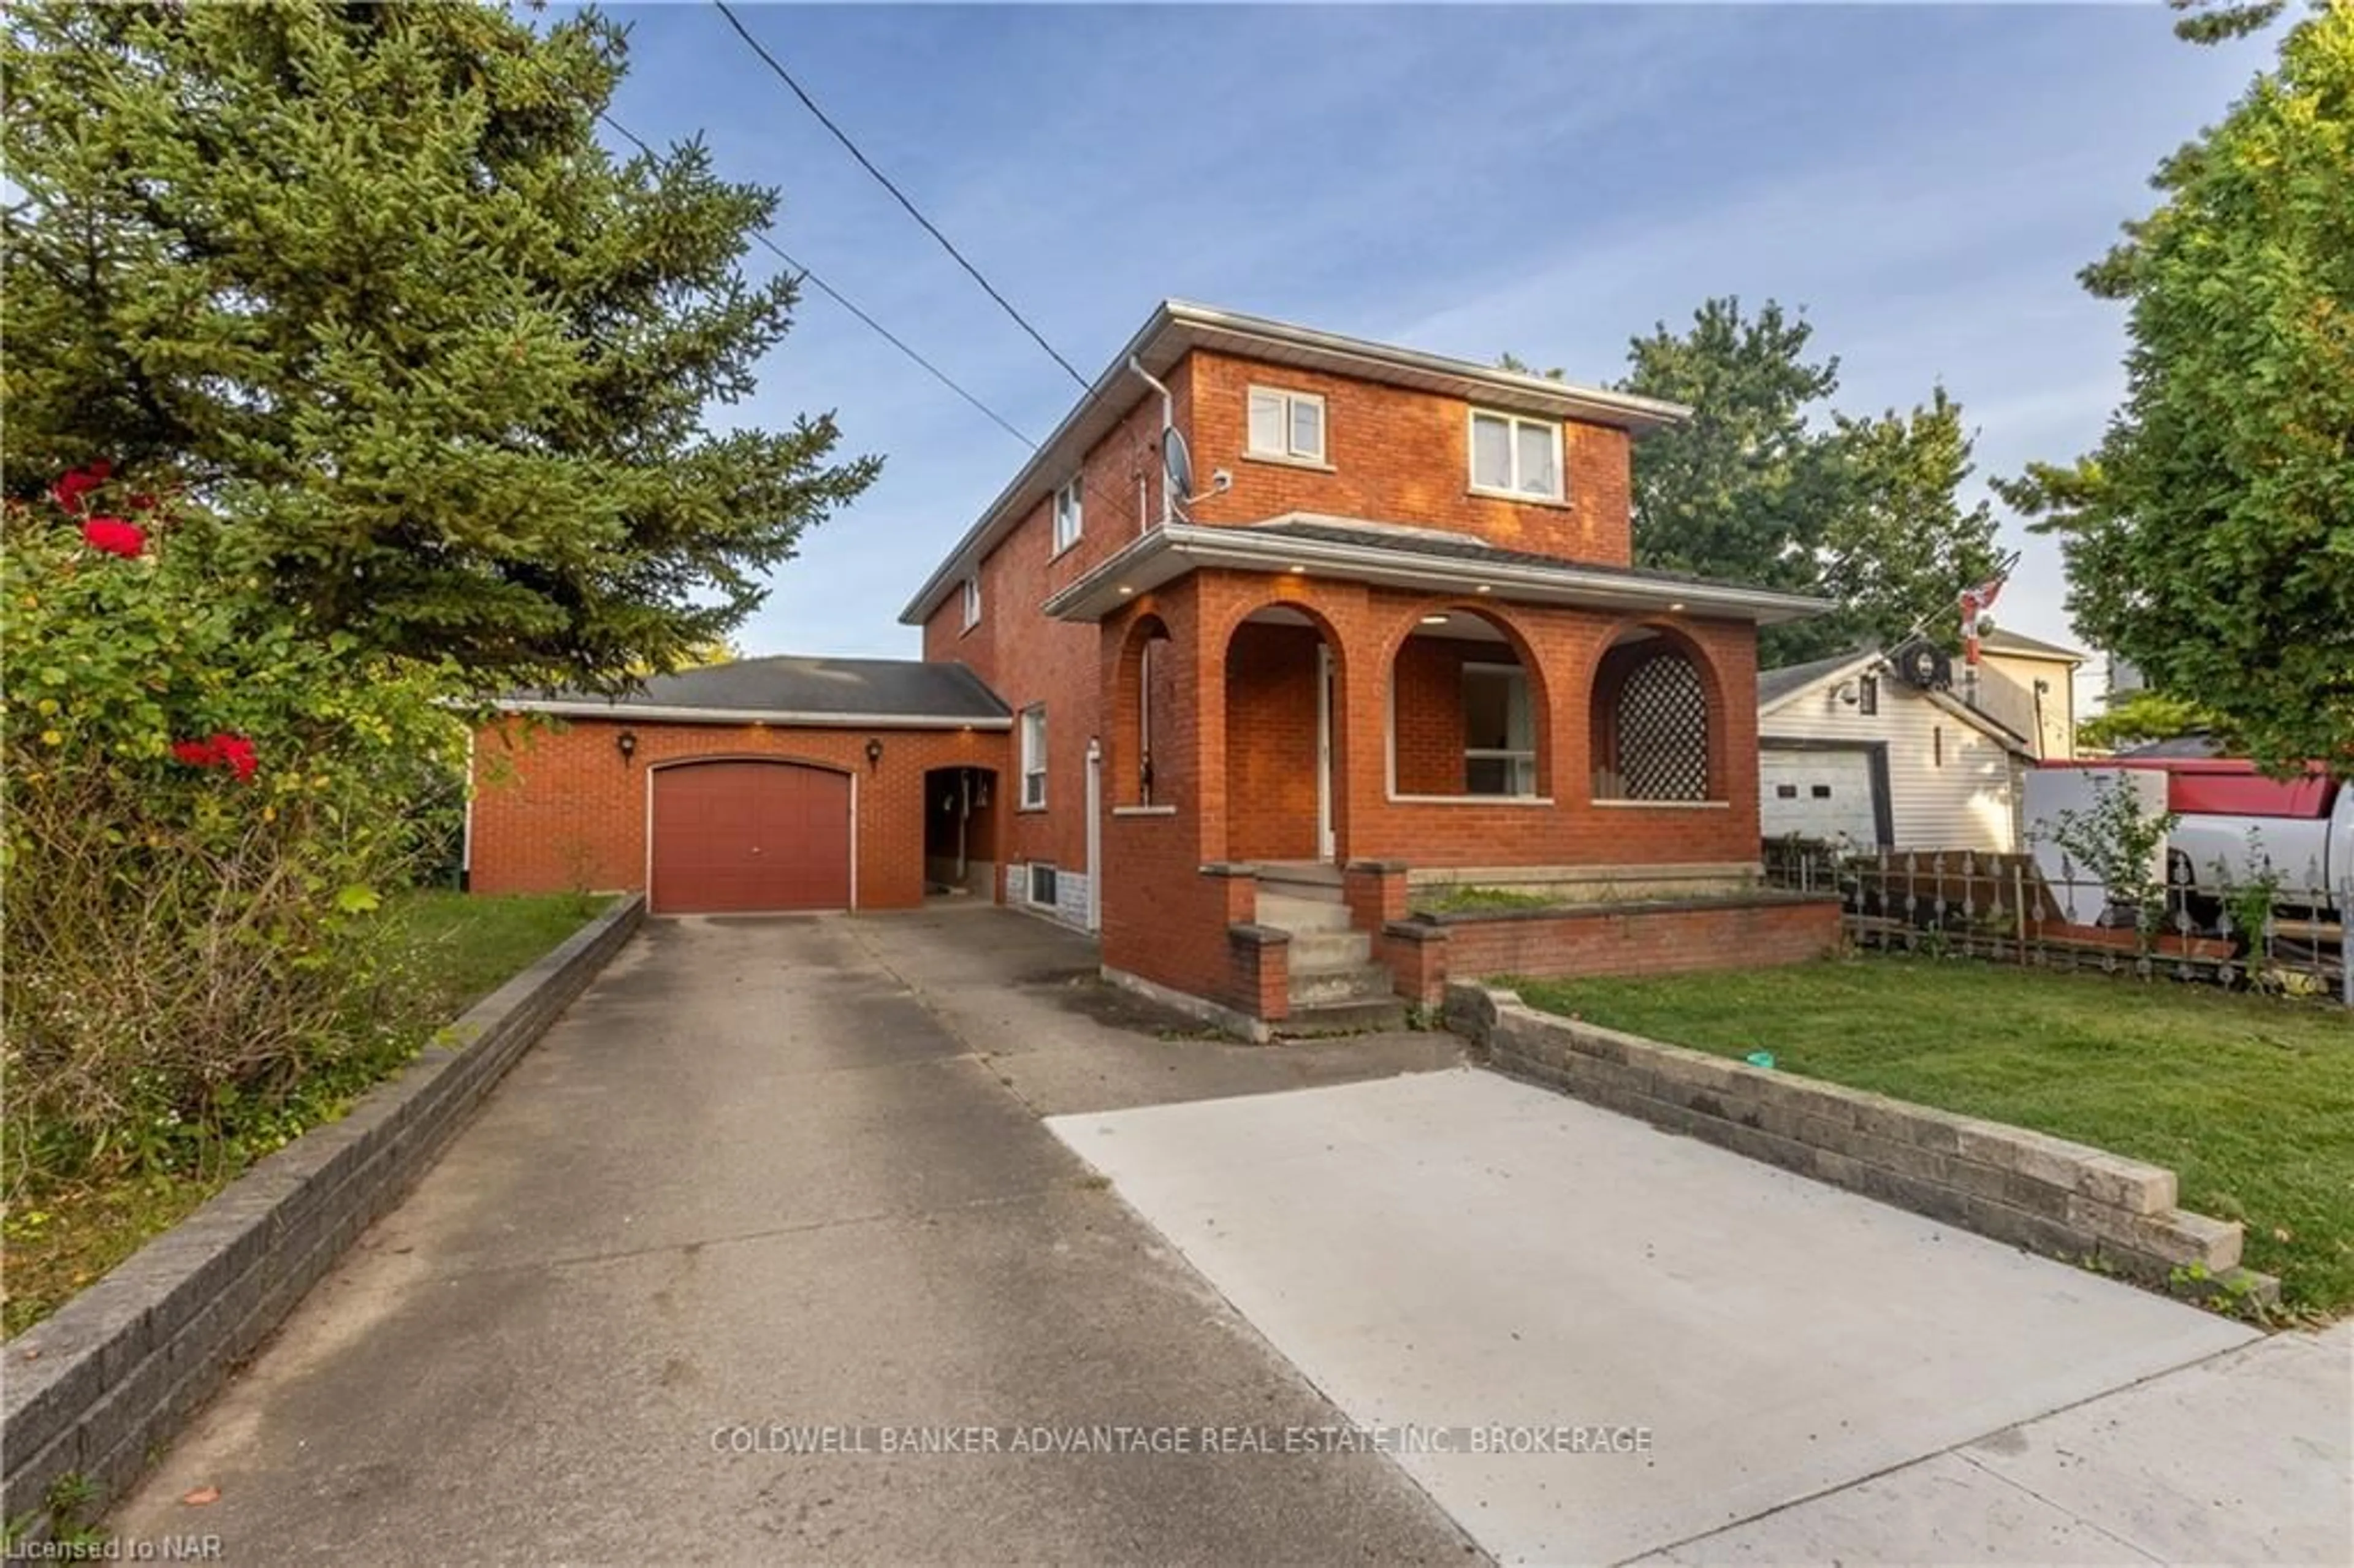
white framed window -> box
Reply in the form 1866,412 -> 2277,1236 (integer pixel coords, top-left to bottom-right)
1053,477 -> 1083,555
1468,409 -> 1563,500
961,574 -> 981,631
1019,705 -> 1047,809
1463,663 -> 1537,797
1246,386 -> 1326,464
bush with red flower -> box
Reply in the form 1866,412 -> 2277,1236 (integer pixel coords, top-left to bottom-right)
3,467 -> 470,1187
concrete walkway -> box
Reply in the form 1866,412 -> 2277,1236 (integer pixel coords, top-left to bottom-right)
110,907 -> 1468,1563
1050,1070 -> 2352,1566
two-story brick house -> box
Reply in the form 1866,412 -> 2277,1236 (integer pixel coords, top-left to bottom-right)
469,302 -> 1830,1032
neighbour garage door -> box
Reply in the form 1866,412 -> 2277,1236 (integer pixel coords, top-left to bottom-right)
1761,747 -> 1881,847
650,761 -> 851,915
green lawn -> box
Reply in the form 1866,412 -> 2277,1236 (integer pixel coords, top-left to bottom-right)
2,892 -> 606,1338
1509,956 -> 2354,1314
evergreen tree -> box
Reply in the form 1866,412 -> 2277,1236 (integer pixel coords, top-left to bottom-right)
2,1 -> 877,687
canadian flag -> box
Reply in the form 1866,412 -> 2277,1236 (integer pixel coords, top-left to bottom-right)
1960,571 -> 2006,666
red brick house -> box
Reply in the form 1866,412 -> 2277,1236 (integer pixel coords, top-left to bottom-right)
470,302 -> 1835,1032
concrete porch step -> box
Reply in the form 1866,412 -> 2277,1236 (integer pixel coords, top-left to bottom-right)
1289,964 -> 1396,1008
1288,930 -> 1373,972
1256,892 -> 1354,934
1273,997 -> 1409,1038
1255,862 -> 1344,898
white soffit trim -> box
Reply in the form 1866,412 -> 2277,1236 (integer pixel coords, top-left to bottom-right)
1042,524 -> 1830,625
497,700 -> 1011,730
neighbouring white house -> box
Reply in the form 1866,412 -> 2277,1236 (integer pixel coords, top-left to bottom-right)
1969,626 -> 2087,761
1757,648 -> 2038,853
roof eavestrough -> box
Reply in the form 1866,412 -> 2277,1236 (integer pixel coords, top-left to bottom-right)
1040,522 -> 1830,626
490,698 -> 1011,730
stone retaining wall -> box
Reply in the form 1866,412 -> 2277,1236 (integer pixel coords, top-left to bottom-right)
1446,982 -> 2278,1304
1,895 -> 646,1527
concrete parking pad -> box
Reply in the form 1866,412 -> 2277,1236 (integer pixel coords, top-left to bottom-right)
1641,1321 -> 2352,1565
1049,1068 -> 2261,1566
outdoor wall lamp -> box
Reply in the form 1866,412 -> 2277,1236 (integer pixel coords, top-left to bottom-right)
865,736 -> 885,771
616,730 -> 638,764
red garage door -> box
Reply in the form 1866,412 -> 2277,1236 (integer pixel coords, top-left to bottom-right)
650,761 -> 852,915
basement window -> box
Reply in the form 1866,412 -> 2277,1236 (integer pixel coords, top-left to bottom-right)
1029,863 -> 1059,907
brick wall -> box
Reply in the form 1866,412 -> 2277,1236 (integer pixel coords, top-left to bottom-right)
917,365 -> 1191,889
1160,572 -> 1760,870
1181,350 -> 1634,564
468,718 -> 1008,909
1224,622 -> 1324,861
1384,894 -> 1842,1006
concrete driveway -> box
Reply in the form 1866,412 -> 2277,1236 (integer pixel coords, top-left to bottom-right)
111,905 -> 2348,1564
110,906 -> 1466,1563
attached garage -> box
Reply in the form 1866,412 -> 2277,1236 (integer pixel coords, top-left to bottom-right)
649,760 -> 852,915
467,655 -> 1011,911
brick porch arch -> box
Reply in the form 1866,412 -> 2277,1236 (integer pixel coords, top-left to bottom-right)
1586,620 -> 1732,803
1217,595 -> 1350,864
1376,598 -> 1556,802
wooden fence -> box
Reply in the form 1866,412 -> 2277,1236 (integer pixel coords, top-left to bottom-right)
1761,841 -> 2350,1007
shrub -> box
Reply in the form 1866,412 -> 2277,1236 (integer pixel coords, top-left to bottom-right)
2,471 -> 468,1190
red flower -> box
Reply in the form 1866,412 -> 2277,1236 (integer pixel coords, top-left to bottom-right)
169,733 -> 257,782
210,733 -> 259,783
52,471 -> 101,513
80,517 -> 147,558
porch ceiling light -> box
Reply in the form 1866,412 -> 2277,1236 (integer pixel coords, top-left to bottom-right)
1289,563 -> 1308,574
1669,601 -> 1686,612
1118,585 -> 1135,595
1420,614 -> 1450,625
1474,584 -> 1492,594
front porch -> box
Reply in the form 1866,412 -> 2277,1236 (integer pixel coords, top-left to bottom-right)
1070,519 -> 1826,1032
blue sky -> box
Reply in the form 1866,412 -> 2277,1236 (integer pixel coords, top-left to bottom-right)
599,2 -> 2272,673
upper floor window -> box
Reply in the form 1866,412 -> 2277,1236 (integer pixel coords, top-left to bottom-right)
1053,477 -> 1083,554
1469,410 -> 1563,500
961,573 -> 981,631
1246,387 -> 1326,465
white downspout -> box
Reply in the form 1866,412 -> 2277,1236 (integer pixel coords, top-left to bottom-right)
1127,356 -> 1175,531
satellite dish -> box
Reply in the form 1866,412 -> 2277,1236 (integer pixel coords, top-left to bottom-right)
1889,639 -> 1952,692
1161,425 -> 1194,507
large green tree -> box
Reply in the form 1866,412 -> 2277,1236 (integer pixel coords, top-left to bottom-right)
1594,298 -> 2002,663
2,1 -> 877,687
1994,2 -> 2353,769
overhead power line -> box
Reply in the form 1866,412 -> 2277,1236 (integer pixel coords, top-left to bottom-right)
598,109 -> 1036,451
709,0 -> 1092,392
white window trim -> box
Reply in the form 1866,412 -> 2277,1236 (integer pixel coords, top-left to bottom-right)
1246,385 -> 1328,466
961,574 -> 981,631
1052,477 -> 1084,557
1461,660 -> 1539,799
1467,408 -> 1566,502
1019,704 -> 1047,810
